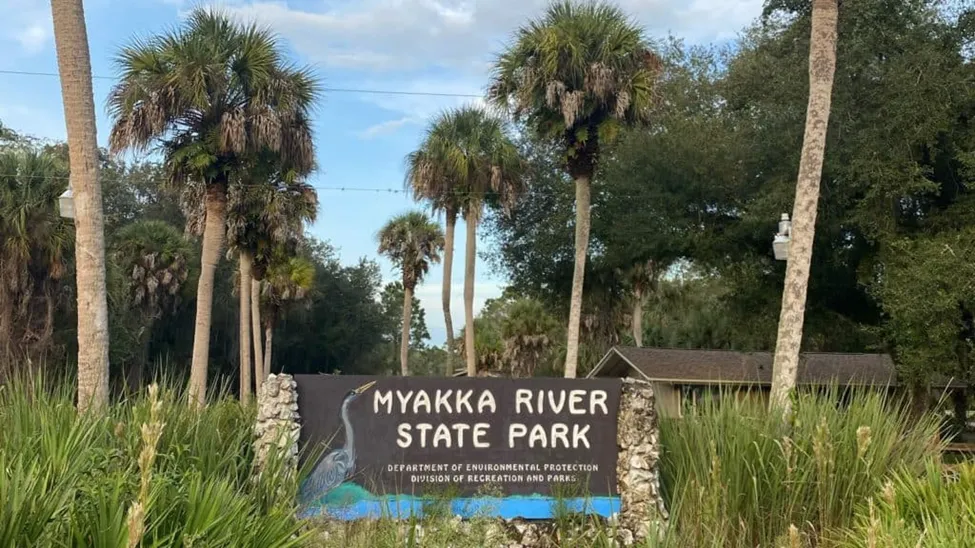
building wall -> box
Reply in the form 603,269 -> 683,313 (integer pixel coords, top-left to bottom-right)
652,382 -> 682,418
620,370 -> 682,418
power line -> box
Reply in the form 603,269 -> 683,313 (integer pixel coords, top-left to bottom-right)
0,69 -> 482,99
0,172 -> 643,199
0,170 -> 407,192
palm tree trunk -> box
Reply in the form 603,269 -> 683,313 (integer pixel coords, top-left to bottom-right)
769,0 -> 839,415
251,279 -> 264,389
263,321 -> 273,379
41,282 -> 55,350
401,285 -> 414,376
51,0 -> 110,413
632,287 -> 644,348
464,216 -> 477,377
126,333 -> 149,395
564,175 -> 592,379
0,290 -> 12,374
238,251 -> 253,405
188,184 -> 227,406
442,210 -> 457,376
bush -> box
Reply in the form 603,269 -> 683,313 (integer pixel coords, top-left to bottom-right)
0,377 -> 308,547
843,461 -> 975,547
657,389 -> 943,547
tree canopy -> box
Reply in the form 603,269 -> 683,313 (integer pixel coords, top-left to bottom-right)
487,0 -> 975,382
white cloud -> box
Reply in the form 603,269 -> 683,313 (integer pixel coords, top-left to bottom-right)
15,24 -> 48,53
2,0 -> 51,54
214,0 -> 762,136
357,116 -> 419,139
219,0 -> 763,72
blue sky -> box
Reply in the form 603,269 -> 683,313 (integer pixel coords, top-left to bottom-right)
0,0 -> 762,344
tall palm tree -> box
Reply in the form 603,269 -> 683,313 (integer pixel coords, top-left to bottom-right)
50,0 -> 111,412
406,106 -> 522,377
769,0 -> 839,414
377,212 -> 444,376
252,178 -> 317,385
108,9 -> 319,405
0,149 -> 71,373
406,138 -> 462,377
112,220 -> 193,391
260,252 -> 314,377
488,1 -> 659,378
227,172 -> 317,400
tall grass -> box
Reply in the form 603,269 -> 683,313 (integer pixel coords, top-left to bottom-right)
843,461 -> 975,547
0,376 -> 308,547
0,377 -> 957,548
657,389 -> 943,547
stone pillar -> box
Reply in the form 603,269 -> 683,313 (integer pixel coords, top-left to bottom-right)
616,378 -> 668,545
254,373 -> 301,476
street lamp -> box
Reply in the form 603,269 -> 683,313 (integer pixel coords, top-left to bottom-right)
772,213 -> 791,261
58,186 -> 75,219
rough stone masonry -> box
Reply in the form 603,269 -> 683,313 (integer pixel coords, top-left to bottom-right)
615,378 -> 669,545
254,374 -> 668,546
253,374 -> 301,474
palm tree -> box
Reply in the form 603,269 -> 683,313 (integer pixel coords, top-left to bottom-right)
227,172 -> 317,400
108,9 -> 319,405
377,212 -> 445,376
406,136 -> 462,377
502,299 -> 560,377
252,178 -> 317,386
457,319 -> 505,375
50,0 -> 110,412
620,260 -> 658,348
0,149 -> 71,373
260,253 -> 314,376
769,0 -> 839,414
406,106 -> 522,377
111,220 -> 193,391
488,0 -> 659,378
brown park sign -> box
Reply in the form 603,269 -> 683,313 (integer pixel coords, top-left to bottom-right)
294,375 -> 622,520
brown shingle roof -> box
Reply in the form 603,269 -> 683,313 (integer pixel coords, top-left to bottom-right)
590,347 -> 899,386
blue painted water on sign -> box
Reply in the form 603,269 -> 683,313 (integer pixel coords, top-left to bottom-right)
297,482 -> 620,520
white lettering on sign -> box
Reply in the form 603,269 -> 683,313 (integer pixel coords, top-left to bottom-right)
514,389 -> 609,415
396,422 -> 490,448
376,386 -> 608,449
374,389 -> 489,414
507,423 -> 591,448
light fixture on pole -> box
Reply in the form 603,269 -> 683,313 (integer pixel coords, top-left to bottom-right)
772,213 -> 791,261
58,185 -> 75,219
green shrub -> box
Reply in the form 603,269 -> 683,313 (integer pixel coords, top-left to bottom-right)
657,389 -> 943,547
0,377 -> 308,548
843,461 -> 975,547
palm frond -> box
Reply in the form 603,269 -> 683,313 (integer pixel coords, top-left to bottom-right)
405,105 -> 525,220
376,211 -> 445,289
487,0 -> 660,163
108,7 -> 322,191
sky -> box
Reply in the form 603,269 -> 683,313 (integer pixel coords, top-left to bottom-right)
0,0 -> 763,345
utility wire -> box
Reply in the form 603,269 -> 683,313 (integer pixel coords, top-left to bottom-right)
0,172 -> 651,199
0,69 -> 483,99
0,170 -> 410,193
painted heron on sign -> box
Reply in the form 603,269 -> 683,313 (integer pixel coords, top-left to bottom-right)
300,380 -> 377,504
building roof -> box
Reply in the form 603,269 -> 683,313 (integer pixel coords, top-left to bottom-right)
588,346 -> 923,387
